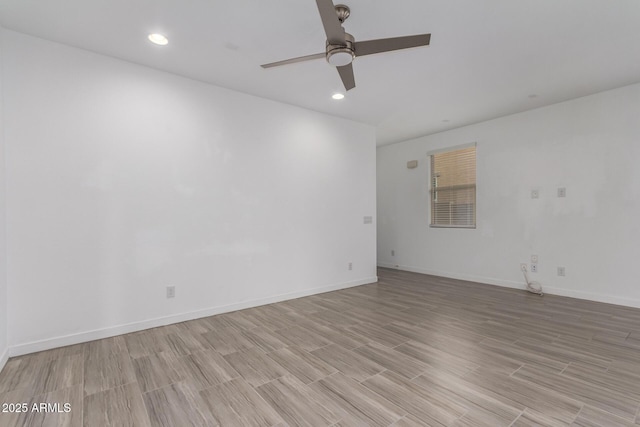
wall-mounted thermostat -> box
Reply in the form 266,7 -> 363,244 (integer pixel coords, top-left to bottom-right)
407,160 -> 418,169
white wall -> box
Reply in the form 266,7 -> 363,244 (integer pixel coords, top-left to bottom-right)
378,83 -> 640,307
0,27 -> 8,369
3,30 -> 377,355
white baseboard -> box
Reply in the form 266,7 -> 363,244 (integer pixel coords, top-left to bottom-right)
0,346 -> 8,373
9,276 -> 378,357
378,263 -> 523,290
378,263 -> 640,309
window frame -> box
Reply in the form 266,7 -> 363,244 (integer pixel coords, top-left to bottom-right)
428,142 -> 477,229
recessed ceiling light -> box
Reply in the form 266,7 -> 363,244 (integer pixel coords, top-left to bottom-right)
332,93 -> 345,100
148,33 -> 169,46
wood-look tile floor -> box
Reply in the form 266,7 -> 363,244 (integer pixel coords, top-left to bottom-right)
2,267 -> 640,426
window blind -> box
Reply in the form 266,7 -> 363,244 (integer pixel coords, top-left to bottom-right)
430,145 -> 476,228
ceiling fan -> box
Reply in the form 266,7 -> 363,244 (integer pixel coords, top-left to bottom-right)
261,0 -> 431,92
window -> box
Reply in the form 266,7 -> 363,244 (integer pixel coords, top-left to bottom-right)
429,143 -> 476,228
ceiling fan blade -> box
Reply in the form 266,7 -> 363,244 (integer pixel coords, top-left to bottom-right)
315,0 -> 345,45
354,34 -> 431,57
261,53 -> 326,69
337,63 -> 356,91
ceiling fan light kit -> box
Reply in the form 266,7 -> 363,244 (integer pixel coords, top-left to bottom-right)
261,0 -> 431,92
326,32 -> 355,66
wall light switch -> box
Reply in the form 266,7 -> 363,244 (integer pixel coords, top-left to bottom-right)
557,187 -> 566,198
363,216 -> 373,224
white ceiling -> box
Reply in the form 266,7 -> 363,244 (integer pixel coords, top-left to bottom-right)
1,0 -> 640,146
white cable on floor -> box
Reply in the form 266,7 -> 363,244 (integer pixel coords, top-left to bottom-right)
521,265 -> 544,296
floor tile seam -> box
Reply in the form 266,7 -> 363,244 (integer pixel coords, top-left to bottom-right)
82,349 -> 133,365
389,341 -> 408,351
407,371 -> 513,424
557,365 -> 640,403
572,402 -> 640,425
308,343 -> 335,354
138,378 -> 190,396
510,367 -> 639,422
83,379 -> 138,398
254,375 -> 345,426
305,370 -> 340,387
357,369 -> 388,386
509,365 -> 524,378
245,370 -> 289,389
33,375 -> 85,398
561,360 -> 640,379
407,367 -> 430,382
566,402 -> 585,425
252,374 -> 289,391
264,345 -> 333,371
179,356 -> 243,389
503,369 -> 598,411
347,371 -> 409,422
506,410 -> 524,427
140,380 -> 222,425
241,378 -> 287,425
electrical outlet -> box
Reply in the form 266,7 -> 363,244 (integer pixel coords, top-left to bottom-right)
166,286 -> 175,299
531,255 -> 538,263
531,189 -> 539,199
348,262 -> 353,271
557,267 -> 565,276
391,250 -> 395,256
557,187 -> 566,198
520,263 -> 528,272
531,264 -> 538,273
363,216 -> 373,224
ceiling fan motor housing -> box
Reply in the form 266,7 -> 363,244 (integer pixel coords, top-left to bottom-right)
326,32 -> 355,66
